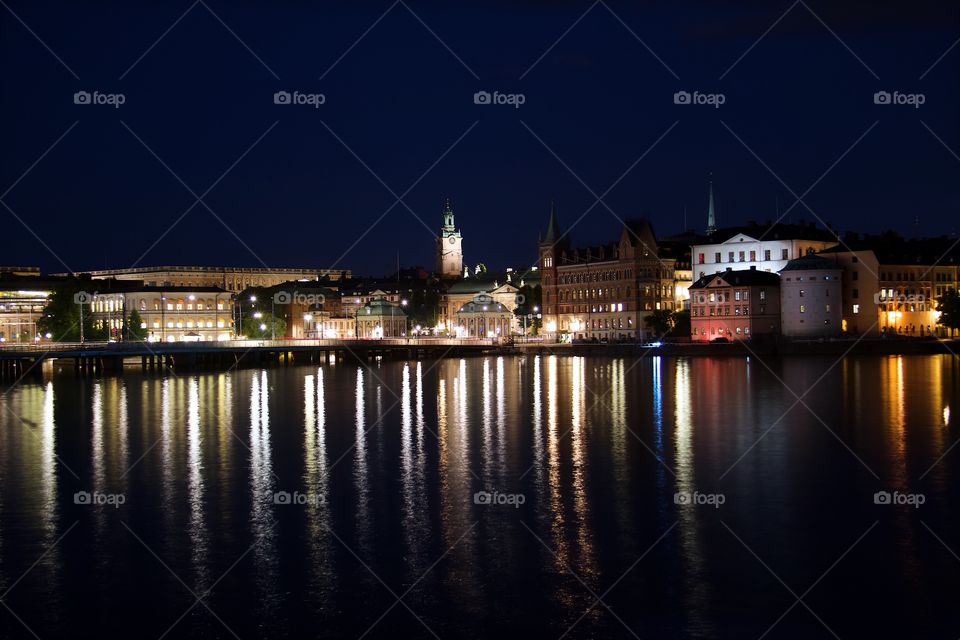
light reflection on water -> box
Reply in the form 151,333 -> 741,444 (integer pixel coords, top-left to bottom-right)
0,355 -> 957,638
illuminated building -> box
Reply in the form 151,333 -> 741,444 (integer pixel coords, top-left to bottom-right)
355,297 -> 407,338
90,285 -> 232,342
689,268 -> 781,341
453,294 -> 513,338
0,269 -> 61,343
779,254 -> 843,337
538,204 -> 677,341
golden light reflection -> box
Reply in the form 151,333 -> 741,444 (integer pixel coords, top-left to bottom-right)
187,377 -> 209,590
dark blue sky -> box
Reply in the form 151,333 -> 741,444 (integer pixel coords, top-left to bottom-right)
2,1 -> 958,277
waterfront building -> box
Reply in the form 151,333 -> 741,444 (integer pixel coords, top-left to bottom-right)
56,265 -> 349,292
453,293 -> 513,338
90,284 -> 233,342
0,271 -> 65,343
689,268 -> 781,341
539,206 -> 677,341
779,254 -> 843,337
441,269 -> 534,335
820,235 -> 960,337
355,297 -> 407,338
436,199 -> 464,279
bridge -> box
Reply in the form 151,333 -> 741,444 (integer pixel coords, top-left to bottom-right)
0,338 -> 504,378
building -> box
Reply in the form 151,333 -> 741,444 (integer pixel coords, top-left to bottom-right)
539,206 -> 677,341
820,234 -> 960,337
441,268 -> 537,335
56,265 -> 349,293
779,254 -> 843,337
90,285 -> 233,342
355,298 -> 407,338
436,199 -> 464,278
0,271 -> 65,343
454,294 -> 513,338
689,268 -> 781,341
692,221 -> 839,280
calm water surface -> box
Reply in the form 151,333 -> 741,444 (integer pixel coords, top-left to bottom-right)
0,355 -> 958,639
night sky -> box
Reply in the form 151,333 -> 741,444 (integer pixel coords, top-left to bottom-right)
2,1 -> 959,277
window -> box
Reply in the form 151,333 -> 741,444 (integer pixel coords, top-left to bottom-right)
782,249 -> 789,260
853,304 -> 860,314
852,288 -> 859,299
714,252 -> 721,263
799,290 -> 805,298
764,249 -> 771,261
728,251 -> 735,262
852,271 -> 858,281
759,290 -> 766,300
735,291 -> 741,301
852,256 -> 858,263
739,251 -> 745,262
800,305 -> 805,313
698,253 -> 705,264
749,250 -> 756,261
825,304 -> 831,312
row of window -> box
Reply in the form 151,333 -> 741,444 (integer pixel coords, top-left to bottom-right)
698,248 -> 791,264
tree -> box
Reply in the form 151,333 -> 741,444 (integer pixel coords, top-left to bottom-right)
242,315 -> 286,340
643,309 -> 674,338
514,283 -> 543,335
937,288 -> 960,337
406,288 -> 441,332
37,282 -> 106,342
124,309 -> 148,341
671,309 -> 691,338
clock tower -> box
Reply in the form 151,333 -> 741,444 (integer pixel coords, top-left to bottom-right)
437,198 -> 463,278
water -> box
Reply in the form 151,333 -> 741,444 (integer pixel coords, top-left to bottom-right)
0,354 -> 958,639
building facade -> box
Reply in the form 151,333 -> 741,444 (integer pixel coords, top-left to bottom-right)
689,268 -> 781,341
355,298 -> 407,338
454,294 -> 513,338
692,222 -> 838,281
539,210 -> 676,341
779,254 -> 843,337
90,286 -> 233,342
0,272 -> 61,343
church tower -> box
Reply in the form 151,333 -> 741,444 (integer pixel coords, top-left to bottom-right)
437,198 -> 463,278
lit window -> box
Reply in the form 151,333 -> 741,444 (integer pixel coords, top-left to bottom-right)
853,304 -> 860,314
799,305 -> 805,313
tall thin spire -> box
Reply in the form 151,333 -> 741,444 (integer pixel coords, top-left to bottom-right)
544,200 -> 558,243
706,175 -> 716,235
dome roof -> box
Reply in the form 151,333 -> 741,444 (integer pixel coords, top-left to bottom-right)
357,298 -> 406,317
457,300 -> 509,314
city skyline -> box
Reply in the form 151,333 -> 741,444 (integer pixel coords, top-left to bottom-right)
3,2 -> 960,276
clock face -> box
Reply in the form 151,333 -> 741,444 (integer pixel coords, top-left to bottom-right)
448,236 -> 456,245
